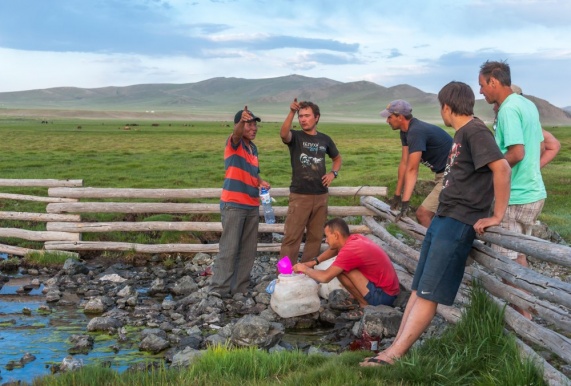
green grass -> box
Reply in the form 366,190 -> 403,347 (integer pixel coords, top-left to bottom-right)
31,283 -> 545,385
22,251 -> 78,267
0,118 -> 569,245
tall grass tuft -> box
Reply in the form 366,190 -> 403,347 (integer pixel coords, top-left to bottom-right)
367,281 -> 547,385
23,251 -> 77,268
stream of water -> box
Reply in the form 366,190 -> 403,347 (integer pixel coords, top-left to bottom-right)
0,272 -> 141,385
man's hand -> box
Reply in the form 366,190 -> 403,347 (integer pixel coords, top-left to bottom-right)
473,216 -> 502,235
241,105 -> 253,122
293,262 -> 311,274
290,98 -> 300,113
394,201 -> 410,222
321,172 -> 335,187
388,194 -> 402,210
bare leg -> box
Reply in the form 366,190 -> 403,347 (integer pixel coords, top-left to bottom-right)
361,292 -> 437,365
415,206 -> 435,229
504,254 -> 532,319
337,270 -> 369,308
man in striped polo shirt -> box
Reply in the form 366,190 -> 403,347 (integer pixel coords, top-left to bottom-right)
210,107 -> 270,299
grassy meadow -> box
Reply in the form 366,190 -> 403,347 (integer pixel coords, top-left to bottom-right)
0,116 -> 569,249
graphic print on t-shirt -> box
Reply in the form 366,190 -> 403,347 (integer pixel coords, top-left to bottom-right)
299,141 -> 324,171
442,142 -> 461,189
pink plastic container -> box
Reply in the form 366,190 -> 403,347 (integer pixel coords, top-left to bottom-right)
276,256 -> 293,274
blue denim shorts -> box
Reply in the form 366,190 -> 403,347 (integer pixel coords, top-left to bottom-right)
412,216 -> 476,306
364,281 -> 398,307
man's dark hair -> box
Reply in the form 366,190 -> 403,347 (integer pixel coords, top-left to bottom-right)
479,60 -> 511,87
324,217 -> 350,237
298,101 -> 320,121
438,81 -> 475,116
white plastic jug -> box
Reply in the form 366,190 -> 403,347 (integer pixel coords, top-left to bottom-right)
314,256 -> 347,299
270,274 -> 321,318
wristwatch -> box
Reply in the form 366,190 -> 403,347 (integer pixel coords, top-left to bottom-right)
313,257 -> 320,266
331,170 -> 338,178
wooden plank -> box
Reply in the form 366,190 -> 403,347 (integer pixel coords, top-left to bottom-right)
470,244 -> 571,310
360,196 -> 427,241
46,221 -> 371,234
0,193 -> 78,203
495,296 -> 571,365
45,241 -> 328,253
471,265 -> 571,334
0,228 -> 80,242
46,202 -> 375,216
48,186 -> 387,199
478,227 -> 571,268
0,242 -> 35,257
0,211 -> 80,222
0,179 -> 83,187
362,194 -> 571,268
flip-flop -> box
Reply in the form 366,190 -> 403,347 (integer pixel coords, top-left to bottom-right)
331,298 -> 359,311
359,357 -> 392,367
340,309 -> 364,320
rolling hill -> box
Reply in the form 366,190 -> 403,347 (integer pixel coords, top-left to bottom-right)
0,74 -> 569,126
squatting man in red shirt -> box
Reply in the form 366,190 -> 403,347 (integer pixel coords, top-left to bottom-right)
293,217 -> 400,317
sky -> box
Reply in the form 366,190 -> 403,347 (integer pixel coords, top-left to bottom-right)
1,0 -> 570,107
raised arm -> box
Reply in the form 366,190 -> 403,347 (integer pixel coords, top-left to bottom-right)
280,98 -> 299,144
232,105 -> 252,144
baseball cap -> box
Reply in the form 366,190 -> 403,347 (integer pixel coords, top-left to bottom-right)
379,100 -> 412,117
234,109 -> 261,124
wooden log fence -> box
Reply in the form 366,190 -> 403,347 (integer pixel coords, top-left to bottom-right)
2,179 -> 570,383
0,179 -> 383,255
361,196 -> 571,385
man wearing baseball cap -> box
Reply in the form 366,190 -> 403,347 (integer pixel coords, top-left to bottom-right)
380,100 -> 453,228
210,106 -> 270,299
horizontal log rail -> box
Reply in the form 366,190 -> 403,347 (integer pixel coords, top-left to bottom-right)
478,227 -> 571,268
48,186 -> 387,199
44,241 -> 330,254
0,228 -> 80,242
46,202 -> 376,216
0,179 -> 83,187
360,195 -> 571,267
0,193 -> 78,203
46,221 -> 371,234
0,211 -> 81,222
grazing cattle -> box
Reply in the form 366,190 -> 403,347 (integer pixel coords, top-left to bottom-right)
151,123 -> 159,127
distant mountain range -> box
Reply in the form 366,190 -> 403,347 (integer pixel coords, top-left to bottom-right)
0,74 -> 570,126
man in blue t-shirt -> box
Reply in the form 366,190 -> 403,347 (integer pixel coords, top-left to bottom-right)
380,100 -> 453,227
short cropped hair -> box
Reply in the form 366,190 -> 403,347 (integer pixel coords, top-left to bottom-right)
324,217 -> 350,237
438,81 -> 475,116
480,60 -> 511,87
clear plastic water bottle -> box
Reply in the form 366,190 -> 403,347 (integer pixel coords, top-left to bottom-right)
260,187 -> 275,224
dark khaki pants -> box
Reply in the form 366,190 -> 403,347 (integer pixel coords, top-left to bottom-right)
280,192 -> 328,264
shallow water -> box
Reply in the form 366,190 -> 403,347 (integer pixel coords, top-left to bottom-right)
0,274 -> 142,385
